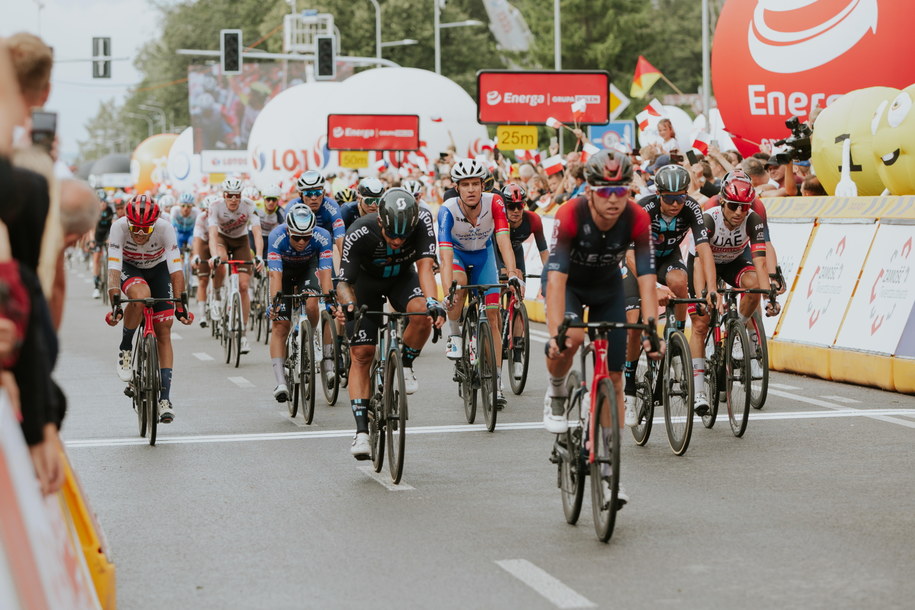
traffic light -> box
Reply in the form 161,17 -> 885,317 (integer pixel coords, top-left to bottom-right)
92,37 -> 110,79
221,29 -> 242,75
315,35 -> 336,80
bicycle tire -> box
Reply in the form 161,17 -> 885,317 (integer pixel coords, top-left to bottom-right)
726,320 -> 751,438
478,319 -> 498,433
384,348 -> 407,484
145,334 -> 160,446
338,336 -> 351,389
299,321 -> 316,425
285,329 -> 298,418
507,302 -> 530,395
232,294 -> 243,368
222,307 -> 232,364
559,370 -> 586,525
702,332 -> 719,429
319,310 -> 340,406
663,331 -> 694,456
460,311 -> 477,424
370,357 -> 385,472
591,377 -> 620,543
133,336 -> 147,438
748,310 -> 769,410
631,350 -> 655,446
100,252 -> 109,305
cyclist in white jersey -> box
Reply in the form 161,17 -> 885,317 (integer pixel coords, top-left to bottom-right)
192,195 -> 218,324
106,195 -> 192,424
207,178 -> 264,354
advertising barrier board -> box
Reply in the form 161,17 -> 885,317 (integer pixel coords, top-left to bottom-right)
765,220 -> 816,337
326,114 -> 420,151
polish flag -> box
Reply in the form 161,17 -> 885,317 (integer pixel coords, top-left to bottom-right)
374,158 -> 389,173
541,154 -> 565,176
636,100 -> 666,131
480,138 -> 495,152
691,131 -> 710,155
579,142 -> 600,163
546,116 -> 565,130
571,99 -> 587,122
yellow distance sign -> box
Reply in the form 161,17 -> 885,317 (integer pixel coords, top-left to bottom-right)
496,125 -> 538,150
339,151 -> 369,169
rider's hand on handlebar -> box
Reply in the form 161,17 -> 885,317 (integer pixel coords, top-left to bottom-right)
254,256 -> 264,273
174,305 -> 193,325
642,335 -> 665,360
208,255 -> 221,268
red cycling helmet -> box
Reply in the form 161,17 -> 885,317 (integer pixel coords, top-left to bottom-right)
500,183 -> 527,206
126,194 -> 161,227
720,172 -> 756,205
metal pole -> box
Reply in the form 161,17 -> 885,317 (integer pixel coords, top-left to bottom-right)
139,104 -> 167,133
126,112 -> 154,139
554,0 -> 561,70
702,0 -> 711,117
434,0 -> 441,74
368,0 -> 381,67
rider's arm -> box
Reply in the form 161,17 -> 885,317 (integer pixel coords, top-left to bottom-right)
529,212 -> 550,268
688,202 -> 717,297
437,205 -> 456,295
544,204 -> 577,337
207,224 -> 222,259
106,221 -> 125,299
747,211 -> 770,284
248,213 -> 264,260
415,209 -> 439,299
630,208 -> 660,326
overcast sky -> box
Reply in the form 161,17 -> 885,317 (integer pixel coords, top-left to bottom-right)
2,0 -> 172,160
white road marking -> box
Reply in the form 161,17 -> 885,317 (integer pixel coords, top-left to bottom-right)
768,383 -> 801,390
228,376 -> 255,388
63,409 -> 915,448
821,395 -> 860,404
496,559 -> 595,609
769,390 -> 915,429
193,352 -> 214,361
357,465 -> 414,491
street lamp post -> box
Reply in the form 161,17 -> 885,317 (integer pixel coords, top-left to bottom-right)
139,104 -> 168,133
126,112 -> 154,139
368,0 -> 381,67
554,0 -> 561,70
701,0 -> 711,116
434,1 -> 484,75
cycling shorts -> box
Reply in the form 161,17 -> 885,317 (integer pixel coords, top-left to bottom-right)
196,239 -> 211,277
273,259 -> 321,322
120,260 -> 174,322
215,233 -> 253,274
716,249 -> 755,289
452,245 -> 500,308
176,229 -> 193,251
551,274 -> 627,372
345,269 -> 425,347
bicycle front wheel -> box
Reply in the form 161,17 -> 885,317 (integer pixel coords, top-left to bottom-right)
144,334 -> 160,446
478,320 -> 498,433
319,310 -> 340,406
298,322 -> 316,425
284,330 -> 299,418
559,371 -> 586,525
507,302 -> 530,395
133,338 -> 147,438
384,348 -> 408,484
232,295 -> 243,368
663,331 -> 694,456
631,349 -> 656,446
702,333 -> 719,429
748,310 -> 769,410
370,356 -> 384,472
460,314 -> 477,424
591,377 -> 621,543
726,320 -> 751,437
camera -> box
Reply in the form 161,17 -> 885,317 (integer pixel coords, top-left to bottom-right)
31,110 -> 57,154
772,115 -> 812,164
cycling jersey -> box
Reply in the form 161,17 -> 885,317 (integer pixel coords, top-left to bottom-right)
547,197 -> 655,283
702,207 -> 767,264
171,208 -> 199,233
437,193 -> 509,253
288,196 -> 346,242
497,210 -> 548,273
193,211 -> 208,241
256,206 -> 286,237
703,195 -> 770,241
266,224 -> 333,273
339,202 -> 361,229
637,194 -> 708,258
107,217 -> 182,274
94,204 -> 115,243
339,209 -> 436,282
207,197 -> 260,239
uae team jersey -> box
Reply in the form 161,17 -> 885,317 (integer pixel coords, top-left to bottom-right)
107,217 -> 182,273
437,193 -> 509,253
702,207 -> 767,264
171,207 -> 199,233
207,197 -> 261,239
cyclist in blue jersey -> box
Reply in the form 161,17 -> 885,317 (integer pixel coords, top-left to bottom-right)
255,184 -> 286,255
266,204 -> 334,402
287,170 -> 346,255
172,192 -> 199,251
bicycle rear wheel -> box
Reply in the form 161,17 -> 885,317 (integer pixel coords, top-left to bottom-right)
460,314 -> 477,424
144,335 -> 160,446
591,377 -> 621,543
726,320 -> 751,437
232,294 -> 243,368
384,348 -> 408,484
319,310 -> 340,406
748,310 -> 769,410
559,371 -> 586,525
478,320 -> 498,433
631,351 -> 655,446
507,302 -> 530,395
299,321 -> 316,425
663,331 -> 694,455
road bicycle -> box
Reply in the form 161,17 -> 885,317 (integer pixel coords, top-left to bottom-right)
205,264 -> 221,339
448,280 -> 503,432
277,290 -> 333,424
181,246 -> 196,294
701,287 -> 778,437
317,292 -> 346,406
108,292 -> 189,446
549,316 -> 659,542
500,274 -> 535,395
630,297 -> 706,456
214,258 -> 248,368
249,268 -> 271,344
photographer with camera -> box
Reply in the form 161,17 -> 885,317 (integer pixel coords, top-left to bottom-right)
760,115 -> 813,198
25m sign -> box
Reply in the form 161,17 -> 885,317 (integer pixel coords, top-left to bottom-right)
477,70 -> 610,125
327,114 -> 420,151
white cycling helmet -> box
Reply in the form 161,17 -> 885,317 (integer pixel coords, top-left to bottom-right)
201,194 -> 221,209
285,203 -> 316,235
357,177 -> 385,198
222,177 -> 243,194
158,194 -> 176,209
450,158 -> 487,183
262,184 -> 282,199
242,186 -> 260,200
296,170 -> 324,193
401,179 -> 423,197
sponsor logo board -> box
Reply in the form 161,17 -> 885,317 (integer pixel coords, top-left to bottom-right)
477,70 -> 609,125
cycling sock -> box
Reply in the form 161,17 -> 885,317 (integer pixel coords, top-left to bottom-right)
624,360 -> 637,394
548,374 -> 567,397
272,358 -> 285,386
120,326 -> 138,351
94,275 -> 100,289
448,318 -> 460,336
351,398 -> 370,434
401,345 -> 421,368
692,358 -> 706,389
159,368 -> 173,401
675,319 -> 686,331
738,312 -> 749,327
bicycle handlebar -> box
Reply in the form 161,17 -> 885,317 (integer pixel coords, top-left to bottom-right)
352,305 -> 442,344
556,316 -> 660,354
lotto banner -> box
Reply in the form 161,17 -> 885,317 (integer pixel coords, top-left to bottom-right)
777,222 -> 877,347
764,220 -> 816,338
834,224 -> 915,354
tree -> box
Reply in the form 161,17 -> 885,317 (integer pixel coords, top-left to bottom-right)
77,99 -> 128,163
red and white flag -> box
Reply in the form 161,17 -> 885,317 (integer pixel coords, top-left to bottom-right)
636,98 -> 666,131
515,149 -> 541,164
546,116 -> 565,130
541,154 -> 565,176
374,158 -> 389,173
691,131 -> 710,155
430,115 -> 443,123
571,99 -> 587,122
579,142 -> 600,163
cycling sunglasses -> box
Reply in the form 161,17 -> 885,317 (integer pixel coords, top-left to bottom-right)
265,197 -> 279,203
505,201 -> 525,211
289,233 -> 311,243
592,186 -> 630,198
181,202 -> 194,207
129,224 -> 155,235
362,197 -> 381,206
660,193 -> 688,204
724,200 -> 751,212
300,189 -> 324,198
224,192 -> 241,199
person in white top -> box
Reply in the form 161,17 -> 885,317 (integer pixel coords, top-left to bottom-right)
206,177 -> 264,354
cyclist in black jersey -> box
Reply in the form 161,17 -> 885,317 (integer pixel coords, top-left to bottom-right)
335,188 -> 445,460
340,177 -> 384,229
496,184 -> 549,283
92,195 -> 124,299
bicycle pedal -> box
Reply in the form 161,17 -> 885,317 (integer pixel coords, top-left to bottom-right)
123,385 -> 135,398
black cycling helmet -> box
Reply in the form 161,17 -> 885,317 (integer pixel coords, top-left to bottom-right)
584,150 -> 632,186
483,168 -> 495,191
500,183 -> 527,206
377,188 -> 419,238
653,164 -> 690,195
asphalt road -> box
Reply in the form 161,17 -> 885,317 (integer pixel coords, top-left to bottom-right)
57,266 -> 915,610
